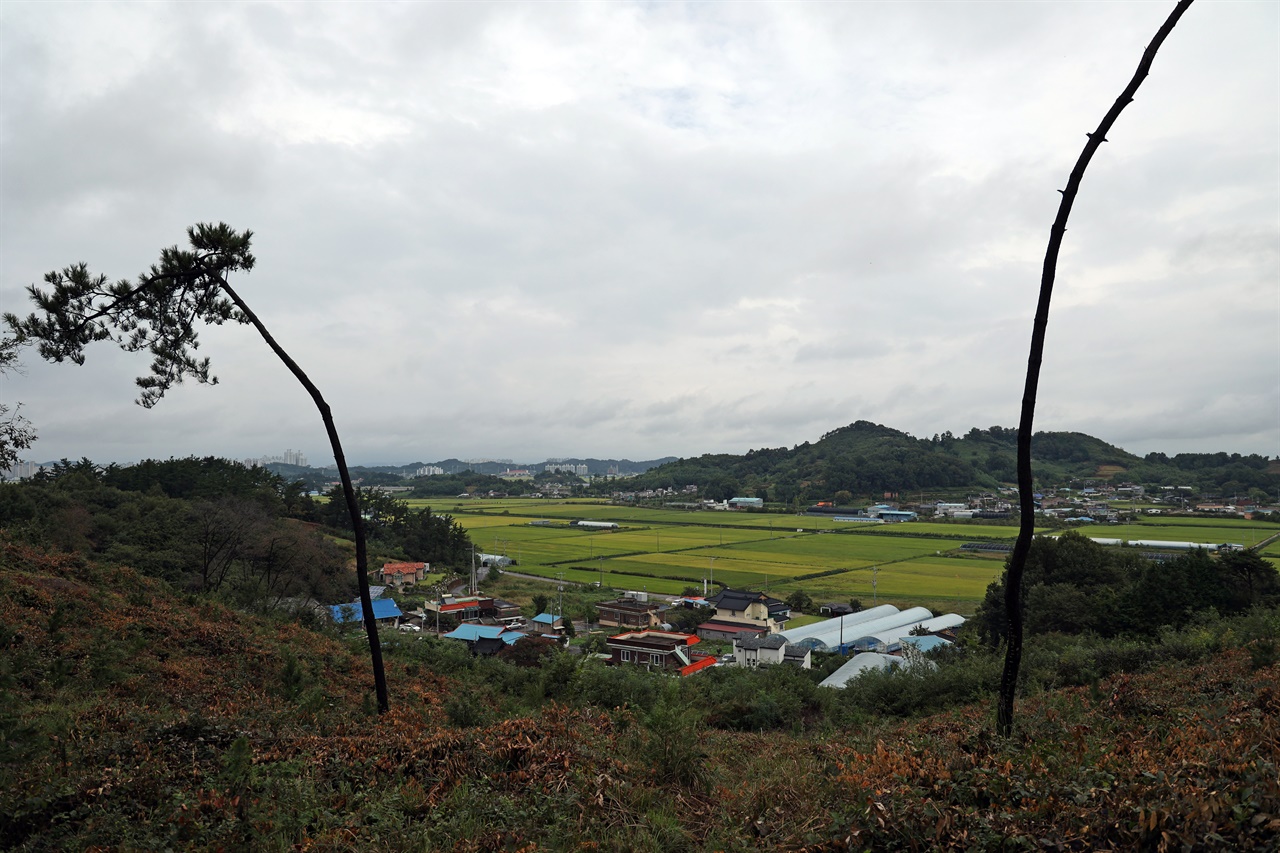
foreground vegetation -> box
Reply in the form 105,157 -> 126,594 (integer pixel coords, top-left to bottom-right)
3,532 -> 1278,850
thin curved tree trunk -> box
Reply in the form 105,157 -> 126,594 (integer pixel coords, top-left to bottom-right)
998,0 -> 1193,737
220,279 -> 390,714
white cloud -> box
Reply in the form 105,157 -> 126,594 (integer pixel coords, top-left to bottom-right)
2,0 -> 1276,465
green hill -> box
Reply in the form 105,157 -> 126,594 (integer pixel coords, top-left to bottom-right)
628,421 -> 1276,503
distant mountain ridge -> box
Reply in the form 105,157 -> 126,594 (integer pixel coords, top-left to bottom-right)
325,457 -> 678,478
622,421 -> 1276,502
250,421 -> 1275,501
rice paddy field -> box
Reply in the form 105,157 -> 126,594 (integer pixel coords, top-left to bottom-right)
1062,520 -> 1274,549
415,498 -> 1278,614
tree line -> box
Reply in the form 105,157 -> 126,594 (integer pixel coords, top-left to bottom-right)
0,456 -> 473,615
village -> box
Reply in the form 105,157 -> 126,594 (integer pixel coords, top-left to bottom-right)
326,556 -> 967,692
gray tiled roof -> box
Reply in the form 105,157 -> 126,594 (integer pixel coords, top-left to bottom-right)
736,634 -> 788,650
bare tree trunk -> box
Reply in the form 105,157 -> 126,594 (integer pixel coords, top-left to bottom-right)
219,279 -> 390,714
998,0 -> 1193,737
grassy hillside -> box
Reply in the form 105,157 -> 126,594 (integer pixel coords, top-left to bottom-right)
3,536 -> 1278,851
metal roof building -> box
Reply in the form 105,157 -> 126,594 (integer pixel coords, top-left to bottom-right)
819,651 -> 938,689
819,653 -> 903,688
777,605 -> 902,643
847,613 -> 966,653
900,635 -> 952,653
329,598 -> 402,624
778,606 -> 936,652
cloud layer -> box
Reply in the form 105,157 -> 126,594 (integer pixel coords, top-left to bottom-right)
2,1 -> 1276,466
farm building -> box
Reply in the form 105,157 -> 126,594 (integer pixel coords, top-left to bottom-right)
900,635 -> 953,653
845,612 -> 966,653
870,508 -> 918,522
819,651 -> 937,689
1088,538 -> 1238,552
574,520 -> 619,529
819,653 -> 903,688
777,606 -> 959,654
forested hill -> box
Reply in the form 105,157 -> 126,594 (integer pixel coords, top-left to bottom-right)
626,421 -> 1277,502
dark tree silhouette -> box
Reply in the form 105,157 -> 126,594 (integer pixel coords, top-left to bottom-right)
4,222 -> 390,712
999,0 -> 1193,737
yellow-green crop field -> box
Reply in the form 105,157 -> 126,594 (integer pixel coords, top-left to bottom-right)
847,521 -> 1028,539
1060,522 -> 1273,548
430,499 -> 1275,613
776,557 -> 1008,610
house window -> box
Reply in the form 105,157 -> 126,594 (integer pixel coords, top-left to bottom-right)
650,653 -> 662,665
620,650 -> 632,662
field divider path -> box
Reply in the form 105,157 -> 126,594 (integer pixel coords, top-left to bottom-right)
1251,531 -> 1280,553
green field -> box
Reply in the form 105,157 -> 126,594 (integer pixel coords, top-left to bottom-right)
1060,523 -> 1273,548
767,557 -> 1006,614
443,503 -> 1008,608
427,500 -> 1273,613
843,521 -> 1028,539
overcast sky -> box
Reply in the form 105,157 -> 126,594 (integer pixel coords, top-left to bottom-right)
2,1 -> 1276,468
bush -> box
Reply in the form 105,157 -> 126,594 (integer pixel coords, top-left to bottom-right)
836,648 -> 1000,718
578,661 -> 660,712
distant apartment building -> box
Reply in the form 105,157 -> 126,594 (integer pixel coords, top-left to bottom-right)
415,465 -> 444,477
1,460 -> 44,480
544,462 -> 589,476
243,449 -> 308,468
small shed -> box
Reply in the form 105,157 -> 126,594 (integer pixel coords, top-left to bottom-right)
531,613 -> 564,632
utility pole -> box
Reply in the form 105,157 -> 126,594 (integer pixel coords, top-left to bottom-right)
872,566 -> 878,606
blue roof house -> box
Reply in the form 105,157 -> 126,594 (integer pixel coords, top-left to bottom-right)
531,612 -> 564,632
330,598 -> 402,626
443,623 -> 524,655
